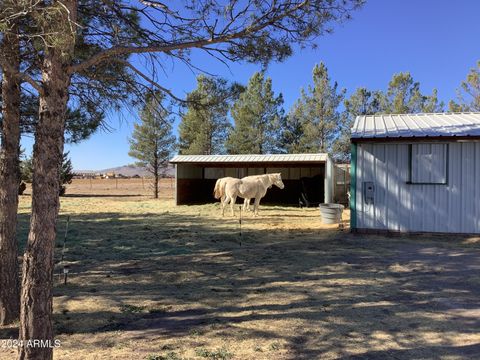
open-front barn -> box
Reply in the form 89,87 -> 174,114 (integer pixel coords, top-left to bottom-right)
350,112 -> 480,234
170,153 -> 334,205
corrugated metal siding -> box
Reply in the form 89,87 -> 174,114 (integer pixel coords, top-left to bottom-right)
170,153 -> 328,163
352,113 -> 480,139
355,142 -> 480,234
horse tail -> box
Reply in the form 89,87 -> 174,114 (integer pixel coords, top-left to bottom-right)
214,178 -> 224,199
213,179 -> 221,199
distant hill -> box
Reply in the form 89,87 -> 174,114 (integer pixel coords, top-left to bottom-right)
75,164 -> 174,177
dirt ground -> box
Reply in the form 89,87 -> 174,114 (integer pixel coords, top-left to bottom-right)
1,180 -> 480,359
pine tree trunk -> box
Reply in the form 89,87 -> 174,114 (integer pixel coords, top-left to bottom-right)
154,172 -> 159,199
0,25 -> 21,326
18,49 -> 72,360
154,157 -> 159,199
18,2 -> 77,357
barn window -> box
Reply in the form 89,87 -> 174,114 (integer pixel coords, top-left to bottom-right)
408,143 -> 448,184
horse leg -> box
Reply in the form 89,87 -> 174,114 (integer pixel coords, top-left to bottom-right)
220,194 -> 225,214
253,197 -> 261,216
243,198 -> 250,212
222,195 -> 229,216
247,198 -> 252,211
231,195 -> 237,216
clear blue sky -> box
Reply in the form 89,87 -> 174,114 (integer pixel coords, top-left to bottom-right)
20,0 -> 480,170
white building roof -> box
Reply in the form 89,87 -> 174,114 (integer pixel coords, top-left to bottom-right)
351,112 -> 480,140
170,153 -> 328,164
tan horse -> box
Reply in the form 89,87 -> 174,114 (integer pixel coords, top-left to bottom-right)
213,177 -> 237,201
213,176 -> 250,209
222,173 -> 284,216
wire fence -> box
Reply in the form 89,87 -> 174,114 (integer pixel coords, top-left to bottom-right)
22,178 -> 175,197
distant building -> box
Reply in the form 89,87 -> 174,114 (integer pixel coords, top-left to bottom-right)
73,171 -> 95,179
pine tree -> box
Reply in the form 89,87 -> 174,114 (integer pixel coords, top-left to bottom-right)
295,63 -> 345,153
0,15 -> 21,324
448,100 -> 465,112
0,1 -> 136,327
421,89 -> 444,113
20,155 -> 34,184
332,88 -> 383,161
279,101 -> 308,153
345,88 -> 383,117
449,60 -> 480,111
179,76 -> 239,155
129,92 -> 176,199
226,72 -> 284,154
383,72 -> 443,113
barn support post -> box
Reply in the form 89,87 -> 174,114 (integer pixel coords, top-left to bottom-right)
350,142 -> 357,231
174,164 -> 178,205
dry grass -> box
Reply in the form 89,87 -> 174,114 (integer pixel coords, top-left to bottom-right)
1,182 -> 480,359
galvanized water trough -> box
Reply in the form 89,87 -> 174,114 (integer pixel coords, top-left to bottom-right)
319,203 -> 344,224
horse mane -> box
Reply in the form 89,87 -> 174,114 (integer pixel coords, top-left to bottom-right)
267,173 -> 281,181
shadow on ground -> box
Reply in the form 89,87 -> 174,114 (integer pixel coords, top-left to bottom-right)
3,205 -> 480,359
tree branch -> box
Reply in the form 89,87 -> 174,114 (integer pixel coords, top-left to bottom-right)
68,1 -> 309,74
0,57 -> 43,95
116,59 -> 185,103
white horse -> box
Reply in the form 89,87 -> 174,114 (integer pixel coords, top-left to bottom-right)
222,173 -> 284,216
239,174 -> 273,212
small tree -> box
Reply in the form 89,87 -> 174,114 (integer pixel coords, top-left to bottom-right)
20,155 -> 34,183
129,91 -> 176,199
59,152 -> 74,196
20,152 -> 73,196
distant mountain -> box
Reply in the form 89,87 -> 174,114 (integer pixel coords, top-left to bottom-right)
75,164 -> 174,177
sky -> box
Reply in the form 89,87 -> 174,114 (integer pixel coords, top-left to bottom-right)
20,0 -> 480,170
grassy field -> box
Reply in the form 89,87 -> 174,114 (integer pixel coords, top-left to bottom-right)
1,180 -> 480,359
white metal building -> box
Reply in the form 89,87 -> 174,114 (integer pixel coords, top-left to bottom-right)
170,153 -> 335,205
350,113 -> 480,234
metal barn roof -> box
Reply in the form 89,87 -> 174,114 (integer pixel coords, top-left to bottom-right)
170,153 -> 328,164
351,112 -> 480,140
